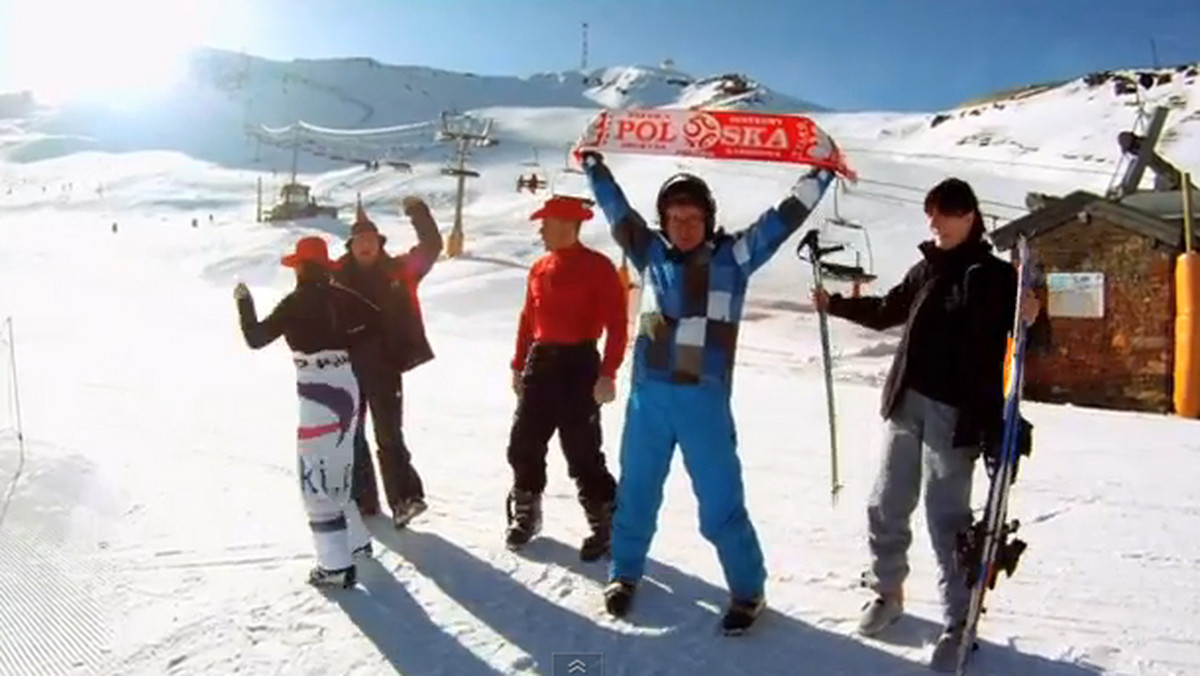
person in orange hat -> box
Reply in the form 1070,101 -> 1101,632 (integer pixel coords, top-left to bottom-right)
335,196 -> 442,530
235,235 -> 383,589
504,194 -> 628,560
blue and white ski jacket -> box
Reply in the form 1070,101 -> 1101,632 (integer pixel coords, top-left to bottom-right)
584,155 -> 833,391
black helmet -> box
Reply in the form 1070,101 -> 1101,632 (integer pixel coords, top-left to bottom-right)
656,173 -> 716,239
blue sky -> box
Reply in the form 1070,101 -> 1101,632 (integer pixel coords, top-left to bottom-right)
2,0 -> 1198,111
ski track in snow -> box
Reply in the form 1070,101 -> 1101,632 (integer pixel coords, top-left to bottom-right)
2,58 -> 1200,675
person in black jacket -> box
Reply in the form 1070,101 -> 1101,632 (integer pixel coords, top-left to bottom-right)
236,235 -> 382,589
813,178 -> 1039,669
334,196 -> 442,529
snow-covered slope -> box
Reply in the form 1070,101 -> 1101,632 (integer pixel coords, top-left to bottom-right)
2,57 -> 1200,676
828,63 -> 1200,184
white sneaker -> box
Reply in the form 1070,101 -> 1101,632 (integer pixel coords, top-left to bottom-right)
857,595 -> 903,636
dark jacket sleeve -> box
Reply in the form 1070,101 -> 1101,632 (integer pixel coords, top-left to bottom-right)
959,260 -> 1018,446
238,293 -> 290,349
827,263 -> 922,331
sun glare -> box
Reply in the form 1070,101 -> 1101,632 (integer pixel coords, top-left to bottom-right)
10,0 -> 216,105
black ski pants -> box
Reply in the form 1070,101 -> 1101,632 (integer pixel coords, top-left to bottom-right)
507,342 -> 615,506
352,368 -> 424,509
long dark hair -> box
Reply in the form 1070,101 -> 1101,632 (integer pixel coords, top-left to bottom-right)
925,178 -> 985,240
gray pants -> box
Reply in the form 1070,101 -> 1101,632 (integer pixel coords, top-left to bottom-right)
866,389 -> 978,626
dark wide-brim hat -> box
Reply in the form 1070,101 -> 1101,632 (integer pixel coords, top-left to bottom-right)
346,202 -> 388,247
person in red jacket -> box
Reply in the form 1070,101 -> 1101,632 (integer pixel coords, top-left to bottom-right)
506,195 -> 628,560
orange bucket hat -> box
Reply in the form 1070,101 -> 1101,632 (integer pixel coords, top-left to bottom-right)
282,236 -> 342,270
530,195 -> 594,222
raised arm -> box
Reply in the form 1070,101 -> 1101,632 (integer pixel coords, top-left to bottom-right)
581,152 -> 661,271
396,196 -> 443,283
728,167 -> 835,276
237,287 -> 290,349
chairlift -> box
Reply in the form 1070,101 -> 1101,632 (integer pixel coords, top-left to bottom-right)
516,173 -> 547,194
826,177 -> 863,230
816,178 -> 876,293
516,147 -> 548,193
545,142 -> 591,202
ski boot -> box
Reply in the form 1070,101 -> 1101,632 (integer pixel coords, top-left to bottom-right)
579,499 -> 612,562
721,595 -> 766,636
504,489 -> 542,550
308,565 -> 356,589
392,496 -> 428,530
603,579 -> 636,618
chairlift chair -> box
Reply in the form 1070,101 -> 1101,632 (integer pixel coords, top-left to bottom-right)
817,178 -> 876,294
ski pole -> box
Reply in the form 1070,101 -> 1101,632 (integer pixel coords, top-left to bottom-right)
798,230 -> 844,505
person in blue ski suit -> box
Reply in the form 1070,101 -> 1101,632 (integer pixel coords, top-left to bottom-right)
580,150 -> 834,632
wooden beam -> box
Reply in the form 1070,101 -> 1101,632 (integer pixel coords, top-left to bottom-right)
1116,106 -> 1170,198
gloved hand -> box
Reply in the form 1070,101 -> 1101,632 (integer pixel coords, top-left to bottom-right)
234,282 -> 250,300
811,288 -> 831,312
401,195 -> 427,215
577,149 -> 604,168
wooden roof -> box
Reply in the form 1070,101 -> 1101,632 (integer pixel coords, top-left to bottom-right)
989,190 -> 1199,252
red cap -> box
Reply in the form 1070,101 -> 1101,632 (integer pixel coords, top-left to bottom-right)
282,236 -> 342,270
530,195 -> 594,222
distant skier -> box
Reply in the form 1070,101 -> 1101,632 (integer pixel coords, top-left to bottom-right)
581,150 -> 834,634
504,195 -> 627,559
812,178 -> 1040,670
334,196 -> 441,527
235,236 -> 381,588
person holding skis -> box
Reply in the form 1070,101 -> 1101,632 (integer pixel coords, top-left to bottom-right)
235,236 -> 381,588
504,195 -> 628,560
812,177 -> 1040,670
335,196 -> 441,529
581,150 -> 835,634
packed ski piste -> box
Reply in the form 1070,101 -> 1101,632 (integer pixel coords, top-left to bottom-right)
222,108 -> 1043,673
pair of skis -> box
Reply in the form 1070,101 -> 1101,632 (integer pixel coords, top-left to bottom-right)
952,235 -> 1036,674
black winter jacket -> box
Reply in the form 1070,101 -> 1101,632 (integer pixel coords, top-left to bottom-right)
828,238 -> 1017,449
237,279 -> 381,358
335,202 -> 441,375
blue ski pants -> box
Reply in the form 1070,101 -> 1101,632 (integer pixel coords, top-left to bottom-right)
609,379 -> 766,600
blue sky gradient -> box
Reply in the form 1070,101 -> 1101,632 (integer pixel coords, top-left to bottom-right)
2,0 -> 1198,111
